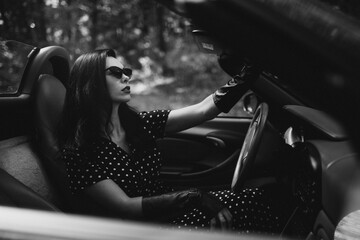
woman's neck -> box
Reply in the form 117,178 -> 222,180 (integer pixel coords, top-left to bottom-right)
109,103 -> 123,134
109,103 -> 129,152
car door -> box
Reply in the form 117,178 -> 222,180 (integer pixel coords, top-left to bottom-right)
0,41 -> 36,141
158,98 -> 255,188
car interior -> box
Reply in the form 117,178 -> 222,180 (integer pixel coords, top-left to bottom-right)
0,39 -> 353,240
1,0 -> 360,239
0,43 -> 71,211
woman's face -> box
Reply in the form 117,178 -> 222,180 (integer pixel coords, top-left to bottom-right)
105,56 -> 132,104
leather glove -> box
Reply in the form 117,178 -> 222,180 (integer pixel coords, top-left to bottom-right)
196,192 -> 225,217
142,189 -> 201,222
213,60 -> 261,113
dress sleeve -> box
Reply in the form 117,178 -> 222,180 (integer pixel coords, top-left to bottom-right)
139,109 -> 171,139
62,147 -> 110,194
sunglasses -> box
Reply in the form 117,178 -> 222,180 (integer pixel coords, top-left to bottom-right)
105,66 -> 132,81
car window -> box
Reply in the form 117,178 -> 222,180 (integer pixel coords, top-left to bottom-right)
0,40 -> 36,95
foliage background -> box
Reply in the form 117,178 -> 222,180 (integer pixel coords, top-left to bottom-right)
0,0 -> 233,113
2,0 -> 355,113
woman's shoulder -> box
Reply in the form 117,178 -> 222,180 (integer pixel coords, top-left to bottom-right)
61,138 -> 108,160
60,146 -> 86,166
137,110 -> 171,139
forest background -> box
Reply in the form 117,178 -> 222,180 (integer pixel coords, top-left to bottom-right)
1,0 -> 358,113
0,0 -> 230,112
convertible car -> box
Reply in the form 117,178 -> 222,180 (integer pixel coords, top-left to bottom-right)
0,0 -> 360,239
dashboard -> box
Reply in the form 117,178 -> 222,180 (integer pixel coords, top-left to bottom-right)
279,105 -> 360,238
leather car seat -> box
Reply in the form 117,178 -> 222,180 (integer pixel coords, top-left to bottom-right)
31,46 -> 112,216
0,168 -> 59,211
30,46 -> 75,211
34,74 -> 114,217
33,73 -> 72,211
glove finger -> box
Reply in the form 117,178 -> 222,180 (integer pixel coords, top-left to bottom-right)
187,191 -> 201,199
221,208 -> 233,229
177,190 -> 201,208
218,211 -> 229,231
210,217 -> 217,230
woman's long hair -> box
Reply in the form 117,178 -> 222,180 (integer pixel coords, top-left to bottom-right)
59,49 -> 152,151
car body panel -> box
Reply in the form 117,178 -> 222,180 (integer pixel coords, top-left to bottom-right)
0,206 -> 247,240
0,94 -> 32,141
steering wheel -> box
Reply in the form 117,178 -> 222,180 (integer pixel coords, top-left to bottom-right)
231,102 -> 269,192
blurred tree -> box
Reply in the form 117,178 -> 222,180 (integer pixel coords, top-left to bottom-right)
0,0 -> 47,46
1,0 -> 228,111
89,0 -> 99,50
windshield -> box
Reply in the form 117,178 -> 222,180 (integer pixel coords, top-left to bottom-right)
262,0 -> 360,110
319,0 -> 360,21
0,40 -> 36,95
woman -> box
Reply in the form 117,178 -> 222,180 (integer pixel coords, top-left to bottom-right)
59,49 -> 287,233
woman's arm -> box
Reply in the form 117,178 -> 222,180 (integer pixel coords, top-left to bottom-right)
165,94 -> 221,134
84,180 -> 203,221
165,61 -> 261,134
84,180 -> 232,229
84,179 -> 143,219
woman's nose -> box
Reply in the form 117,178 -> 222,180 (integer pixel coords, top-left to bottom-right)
123,76 -> 131,84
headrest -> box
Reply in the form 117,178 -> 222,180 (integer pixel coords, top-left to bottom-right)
22,46 -> 70,94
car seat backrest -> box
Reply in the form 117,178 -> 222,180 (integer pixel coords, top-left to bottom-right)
34,73 -> 77,211
22,46 -> 70,94
31,47 -> 112,216
30,46 -> 75,211
0,167 -> 59,211
35,74 -> 66,163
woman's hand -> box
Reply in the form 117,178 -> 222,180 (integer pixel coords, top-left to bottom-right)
210,208 -> 233,231
194,192 -> 233,231
142,189 -> 201,221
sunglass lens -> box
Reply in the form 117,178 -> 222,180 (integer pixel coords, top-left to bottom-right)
107,67 -> 132,79
123,68 -> 132,77
108,67 -> 123,78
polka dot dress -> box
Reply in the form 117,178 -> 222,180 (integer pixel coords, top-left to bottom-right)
63,110 -> 172,198
170,188 -> 286,234
62,109 -> 289,234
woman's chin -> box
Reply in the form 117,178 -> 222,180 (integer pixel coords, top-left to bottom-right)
113,95 -> 131,104
121,95 -> 132,103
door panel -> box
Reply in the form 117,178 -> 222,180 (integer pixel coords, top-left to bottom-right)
0,94 -> 32,141
158,117 -> 251,187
